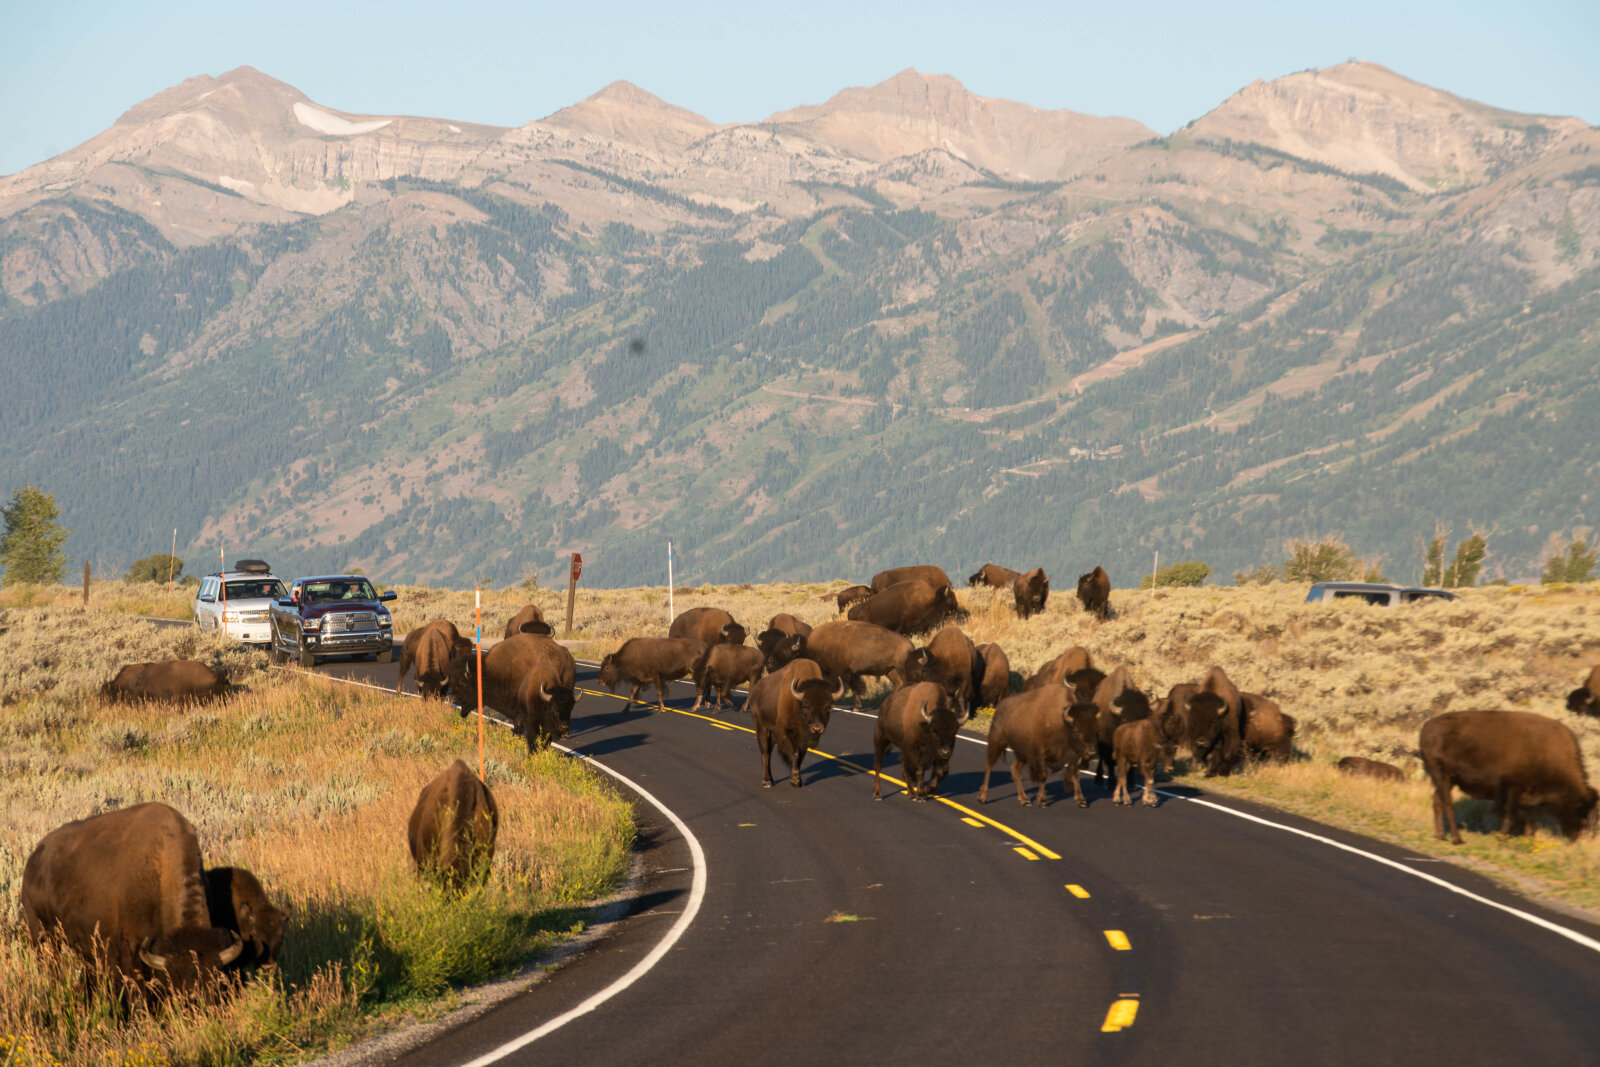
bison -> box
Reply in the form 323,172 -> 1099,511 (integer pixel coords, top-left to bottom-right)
873,682 -> 969,800
870,565 -> 955,593
1240,692 -> 1296,763
1337,756 -> 1406,783
979,687 -> 1097,807
1567,665 -> 1600,718
903,626 -> 982,714
968,564 -> 1020,589
102,660 -> 229,704
397,619 -> 475,699
747,659 -> 844,788
598,636 -> 708,712
1419,710 -> 1598,844
408,759 -> 499,887
1012,568 -> 1049,620
669,607 -> 747,647
1022,646 -> 1095,692
796,620 -> 914,710
1091,666 -> 1153,789
766,613 -> 813,638
976,643 -> 1012,710
691,643 -> 767,713
20,802 -> 246,993
827,585 -> 875,613
1112,708 -> 1183,807
512,640 -> 579,749
755,614 -> 813,662
447,633 -> 577,748
1076,566 -> 1111,620
759,629 -> 808,674
847,579 -> 959,636
503,604 -> 553,639
202,866 -> 289,971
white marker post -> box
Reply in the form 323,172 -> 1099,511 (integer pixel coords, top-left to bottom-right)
667,541 -> 675,625
475,586 -> 485,782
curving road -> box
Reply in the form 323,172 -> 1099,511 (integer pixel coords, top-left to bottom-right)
313,653 -> 1600,1066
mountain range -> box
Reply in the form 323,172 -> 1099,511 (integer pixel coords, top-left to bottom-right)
1,62 -> 1596,587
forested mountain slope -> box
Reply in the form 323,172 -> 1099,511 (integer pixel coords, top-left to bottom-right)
1,62 -> 1595,586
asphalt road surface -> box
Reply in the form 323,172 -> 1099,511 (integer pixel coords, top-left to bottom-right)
308,650 -> 1600,1066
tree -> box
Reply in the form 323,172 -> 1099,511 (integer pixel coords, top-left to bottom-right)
1443,532 -> 1487,588
1421,526 -> 1447,587
0,484 -> 71,587
1281,536 -> 1365,584
1140,561 -> 1213,589
125,554 -> 184,583
1543,539 -> 1597,584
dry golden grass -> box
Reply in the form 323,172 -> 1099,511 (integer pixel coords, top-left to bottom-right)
0,601 -> 633,1066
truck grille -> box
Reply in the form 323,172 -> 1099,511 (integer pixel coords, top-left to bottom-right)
325,612 -> 378,633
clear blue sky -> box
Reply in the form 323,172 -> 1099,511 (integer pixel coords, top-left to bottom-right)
2,0 -> 1595,176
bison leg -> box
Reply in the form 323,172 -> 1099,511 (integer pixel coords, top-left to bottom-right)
1034,764 -> 1051,808
1141,757 -> 1159,807
1011,756 -> 1030,807
873,735 -> 889,800
790,744 -> 807,788
1430,778 -> 1462,844
395,649 -> 412,695
848,675 -> 866,712
978,734 -> 1006,804
1096,741 -> 1114,789
757,727 -> 775,788
1067,757 -> 1088,808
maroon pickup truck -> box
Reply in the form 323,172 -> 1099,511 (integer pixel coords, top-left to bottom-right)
268,574 -> 397,668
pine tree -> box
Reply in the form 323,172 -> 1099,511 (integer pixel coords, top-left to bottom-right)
1421,526 -> 1447,586
1444,532 -> 1487,588
0,484 -> 72,587
1543,540 -> 1597,584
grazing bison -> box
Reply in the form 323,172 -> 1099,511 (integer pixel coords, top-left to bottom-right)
202,867 -> 289,971
1419,710 -> 1598,844
873,682 -> 969,800
669,607 -> 747,647
903,626 -> 982,714
513,640 -> 579,749
503,604 -> 553,639
1022,646 -> 1095,692
1337,756 -> 1406,783
979,688 -> 1096,807
20,803 -> 246,992
447,633 -> 577,746
1076,566 -> 1112,620
397,620 -> 475,699
1112,708 -> 1183,807
691,643 -> 766,713
976,643 -> 1012,709
747,660 -> 844,788
797,620 -> 914,710
1091,666 -> 1153,789
598,636 -> 708,711
408,759 -> 499,887
102,660 -> 229,704
871,565 -> 955,593
828,585 -> 875,613
1240,692 -> 1296,763
1568,665 -> 1600,718
848,579 -> 959,635
1012,568 -> 1049,620
968,564 -> 1021,589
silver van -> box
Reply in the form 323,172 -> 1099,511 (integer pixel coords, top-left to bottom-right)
1303,582 -> 1458,606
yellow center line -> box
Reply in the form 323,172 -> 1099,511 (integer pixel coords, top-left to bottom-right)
575,687 -> 1061,859
1101,998 -> 1139,1033
1013,847 -> 1039,860
961,817 -> 983,827
1065,884 -> 1091,899
1103,930 -> 1131,951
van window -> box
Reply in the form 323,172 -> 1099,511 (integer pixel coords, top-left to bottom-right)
1333,590 -> 1392,606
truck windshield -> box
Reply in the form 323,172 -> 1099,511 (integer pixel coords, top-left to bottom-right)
225,579 -> 287,600
303,580 -> 378,603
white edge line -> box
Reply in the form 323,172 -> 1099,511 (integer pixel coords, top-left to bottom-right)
298,667 -> 711,1062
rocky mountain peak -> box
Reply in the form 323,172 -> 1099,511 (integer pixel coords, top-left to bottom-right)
539,80 -> 720,155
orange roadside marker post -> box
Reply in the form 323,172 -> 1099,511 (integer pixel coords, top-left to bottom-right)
220,546 -> 227,639
476,586 -> 485,781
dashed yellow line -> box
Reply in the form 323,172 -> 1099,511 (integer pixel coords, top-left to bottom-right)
1013,847 -> 1039,860
1101,998 -> 1139,1032
1065,884 -> 1091,899
961,817 -> 983,827
1103,930 -> 1131,951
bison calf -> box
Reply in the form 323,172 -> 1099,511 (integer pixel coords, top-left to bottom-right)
692,643 -> 766,713
1112,711 -> 1182,807
408,760 -> 499,888
873,682 -> 969,801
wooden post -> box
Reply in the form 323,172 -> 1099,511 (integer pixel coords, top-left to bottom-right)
475,587 -> 485,782
565,553 -> 581,636
82,561 -> 90,607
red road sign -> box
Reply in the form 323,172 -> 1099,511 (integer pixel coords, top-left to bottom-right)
571,553 -> 583,581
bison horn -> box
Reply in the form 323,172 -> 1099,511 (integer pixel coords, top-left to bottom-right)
918,702 -> 932,724
831,678 -> 846,700
789,679 -> 804,700
538,683 -> 551,702
219,932 -> 245,965
956,706 -> 971,725
138,938 -> 169,970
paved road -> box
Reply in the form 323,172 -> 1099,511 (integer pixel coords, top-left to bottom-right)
310,652 -> 1600,1066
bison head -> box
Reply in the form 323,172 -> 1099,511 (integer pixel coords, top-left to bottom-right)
520,619 -> 554,637
791,676 -> 845,736
445,648 -> 481,717
1568,686 -> 1600,718
531,682 -> 576,745
138,927 -> 245,994
598,655 -> 622,691
720,621 -> 748,646
764,633 -> 805,673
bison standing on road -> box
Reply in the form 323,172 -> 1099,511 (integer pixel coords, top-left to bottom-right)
1420,710 -> 1598,844
979,688 -> 1096,808
691,643 -> 766,713
873,682 -> 968,800
747,660 -> 844,788
797,620 -> 914,710
903,626 -> 982,714
598,636 -> 708,711
1112,707 -> 1183,807
503,604 -> 554,638
409,760 -> 499,887
513,640 -> 579,749
1567,665 -> 1600,718
669,607 -> 747,647
1076,566 -> 1112,620
968,564 -> 1020,589
848,579 -> 959,635
1091,666 -> 1153,789
20,803 -> 246,993
447,633 -> 577,747
1012,568 -> 1049,620
102,660 -> 230,704
1022,646 -> 1095,692
398,619 -> 474,699
871,565 -> 955,594
1336,756 -> 1406,783
976,643 -> 1012,710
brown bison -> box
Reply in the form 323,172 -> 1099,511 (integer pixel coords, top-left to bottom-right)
1092,666 -> 1153,788
871,565 -> 955,593
1012,568 -> 1049,620
202,867 -> 289,971
968,564 -> 1020,589
796,620 -> 914,710
1337,756 -> 1406,783
747,659 -> 844,788
903,626 -> 982,714
1568,665 -> 1600,718
446,633 -> 577,748
766,613 -> 813,638
847,579 -> 959,635
102,660 -> 229,704
598,636 -> 708,711
827,585 -> 875,613
759,629 -> 808,674
976,643 -> 1012,710
979,687 -> 1097,807
1190,666 -> 1246,776
408,759 -> 499,887
1022,646 -> 1095,692
1112,707 -> 1183,807
397,620 -> 475,699
669,607 -> 747,647
503,604 -> 554,639
1076,566 -> 1111,619
873,682 -> 969,800
20,803 -> 246,992
1240,692 -> 1296,763
1420,710 -> 1598,844
691,643 -> 766,713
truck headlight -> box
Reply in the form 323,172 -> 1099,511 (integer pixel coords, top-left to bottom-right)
223,610 -> 241,622
301,617 -> 321,631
